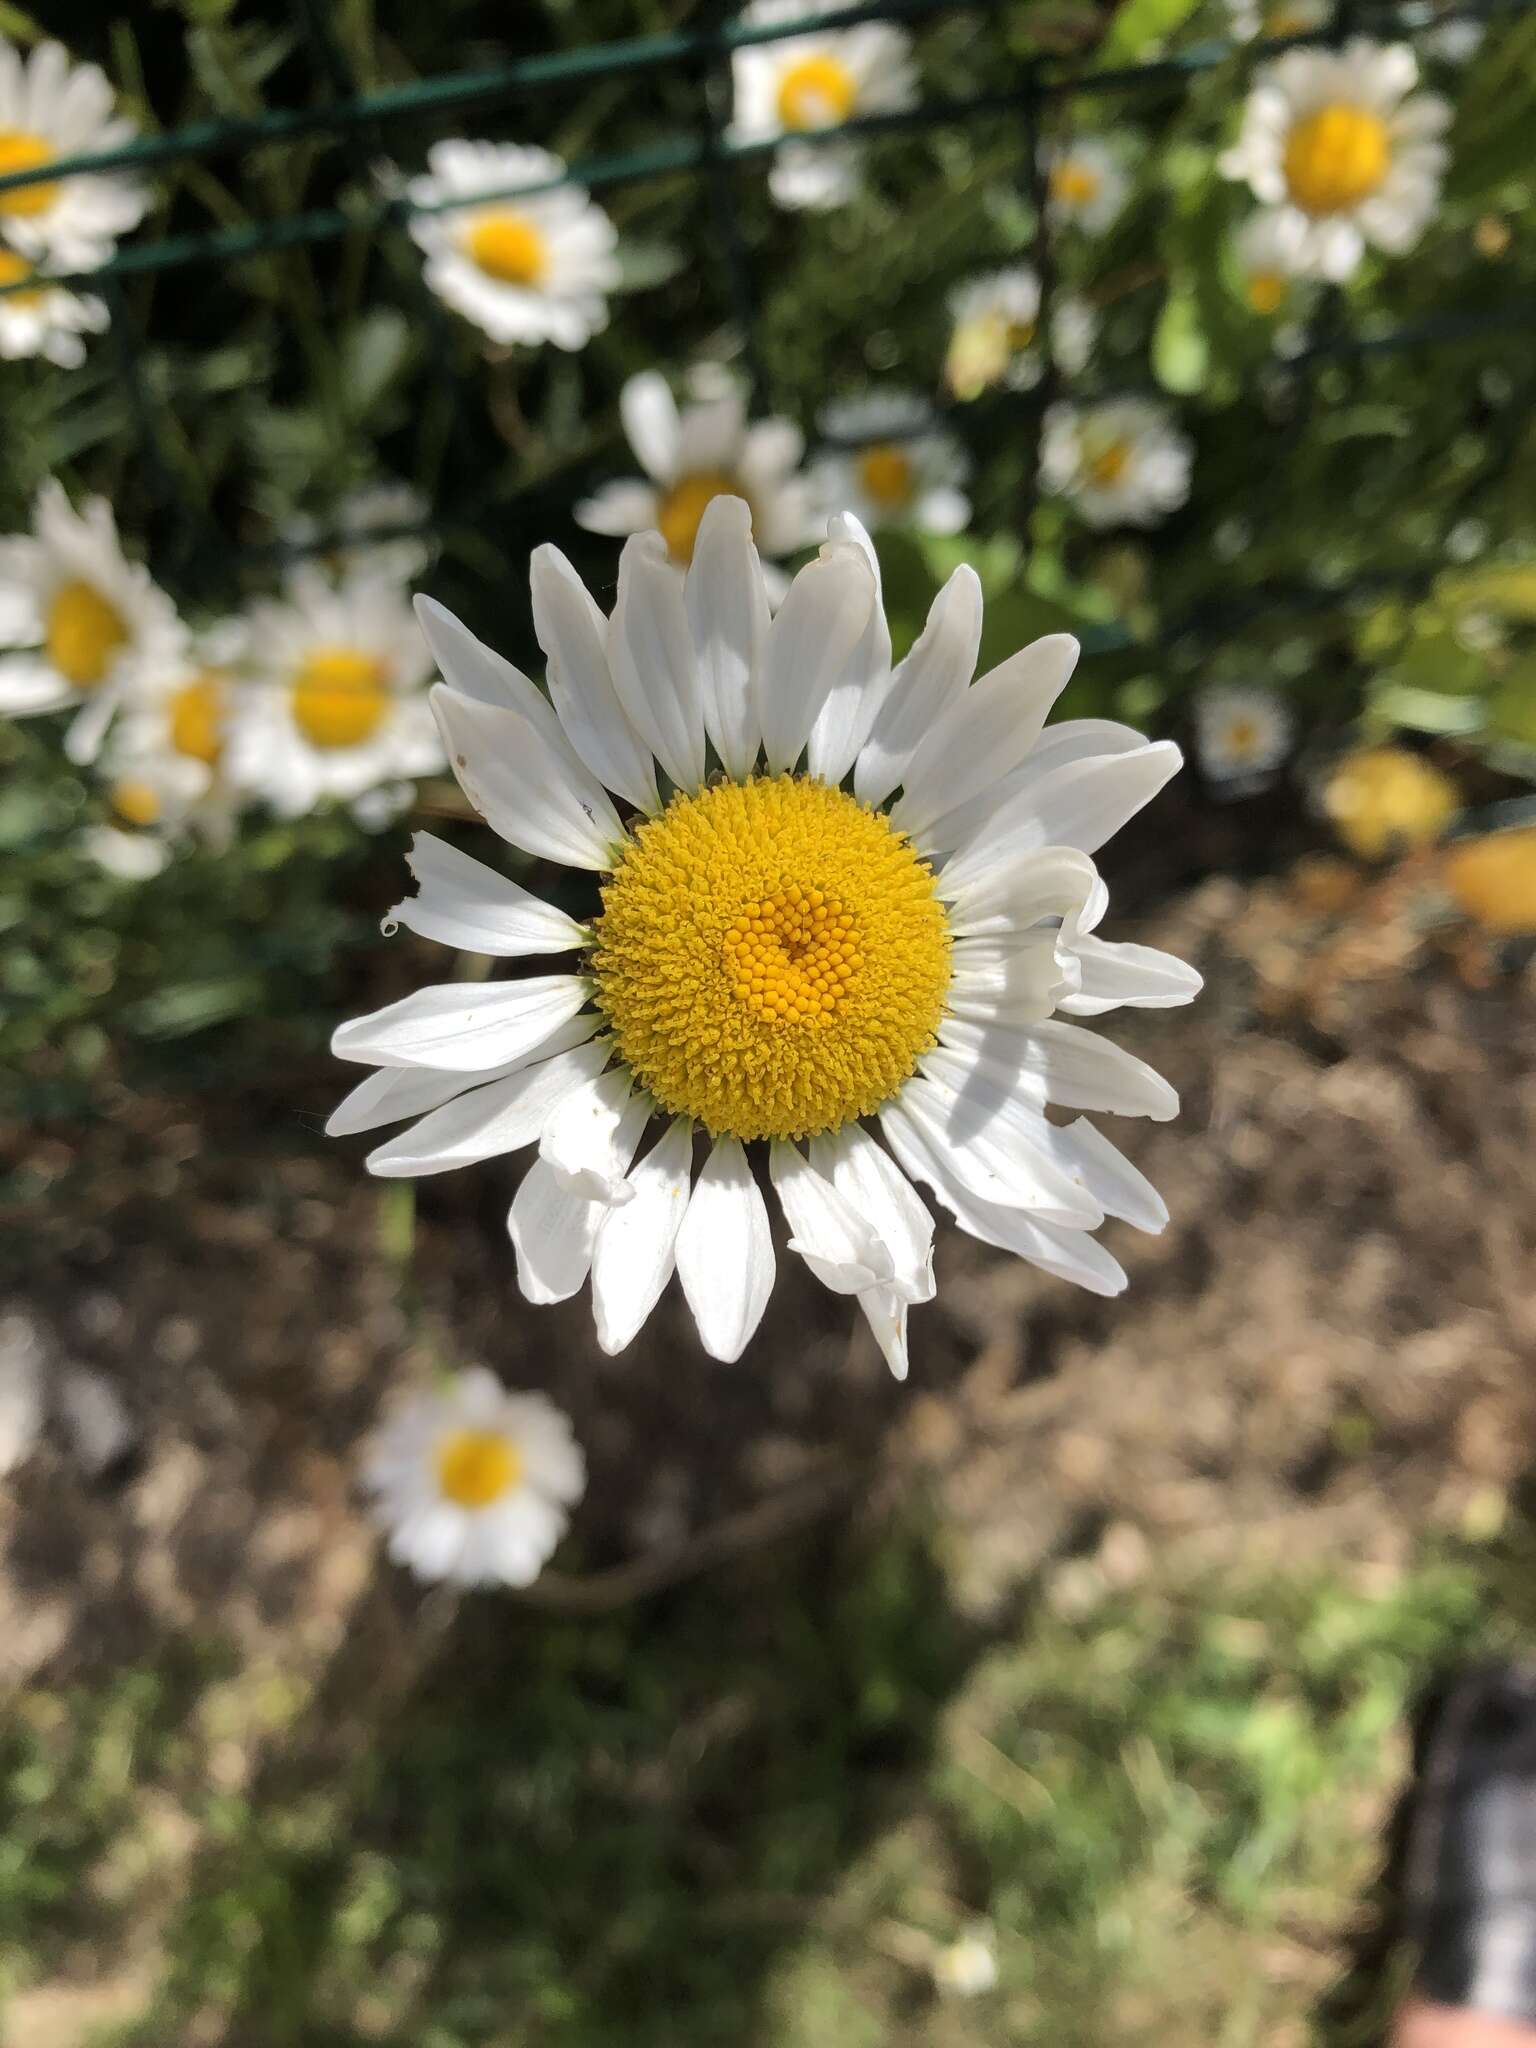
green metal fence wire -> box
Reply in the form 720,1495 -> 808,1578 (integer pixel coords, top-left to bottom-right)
5,0 -> 1535,659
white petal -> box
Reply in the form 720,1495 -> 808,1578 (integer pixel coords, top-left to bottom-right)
1057,934 -> 1203,1016
1034,1116 -> 1168,1234
508,1159 -> 602,1304
854,1287 -> 913,1380
0,656 -> 73,715
365,1038 -> 609,1176
805,512 -> 893,786
758,539 -> 875,776
538,1066 -> 644,1203
934,1016 -> 1180,1121
686,494 -> 767,781
807,1123 -> 935,1306
769,1140 -> 891,1295
921,718 -> 1148,853
885,1072 -> 1103,1227
609,534 -> 707,791
941,842 -> 1104,941
590,1119 -> 695,1354
855,566 -> 983,807
325,1010 -> 595,1136
64,691 -> 116,766
431,685 -> 623,870
574,480 -> 659,538
415,596 -> 565,744
674,1135 -> 775,1362
386,831 -> 587,957
946,931 -> 1073,1024
891,634 -> 1080,842
530,544 -> 660,814
620,369 -> 682,483
941,743 -> 1181,900
331,973 -> 591,1071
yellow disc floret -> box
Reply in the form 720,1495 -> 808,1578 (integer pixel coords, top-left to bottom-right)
1085,438 -> 1131,489
436,1428 -> 523,1508
466,213 -> 548,287
169,672 -> 225,765
590,776 -> 951,1142
0,248 -> 42,305
857,444 -> 915,511
0,131 -> 59,219
776,52 -> 857,131
1245,269 -> 1287,316
46,579 -> 127,689
1050,161 -> 1102,207
656,471 -> 744,566
291,647 -> 390,749
1282,104 -> 1391,217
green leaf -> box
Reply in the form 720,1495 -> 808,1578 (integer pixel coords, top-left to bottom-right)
341,310 -> 414,422
1152,285 -> 1209,396
1098,0 -> 1202,62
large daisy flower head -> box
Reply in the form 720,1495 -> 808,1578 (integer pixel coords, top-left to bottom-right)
0,39 -> 149,268
1195,683 -> 1293,793
329,502 -> 1199,1376
0,246 -> 107,366
814,391 -> 970,536
1218,41 -> 1451,280
1043,138 -> 1130,236
576,366 -> 818,588
364,1369 -> 585,1589
729,0 -> 918,212
228,565 -> 442,821
1040,399 -> 1193,530
404,140 -> 619,349
0,480 -> 186,764
945,268 -> 1099,399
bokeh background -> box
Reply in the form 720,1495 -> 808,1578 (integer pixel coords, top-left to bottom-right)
3,1 -> 1536,2042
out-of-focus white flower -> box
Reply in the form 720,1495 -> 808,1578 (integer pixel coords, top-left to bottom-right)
1422,15 -> 1484,63
0,1311 -> 46,1477
0,247 -> 107,365
1044,138 -> 1129,235
89,633 -> 245,866
1232,207 -> 1314,320
1040,399 -> 1193,529
932,1923 -> 999,1998
1219,41 -> 1451,280
327,503 -> 1198,1372
0,39 -> 149,268
813,391 -> 969,535
364,1368 -> 585,1588
729,0 -> 918,211
1195,683 -> 1293,792
404,140 -> 619,349
227,565 -> 441,820
283,481 -> 435,583
1224,0 -> 1329,43
0,481 -> 186,764
945,267 -> 1098,399
577,366 -> 818,592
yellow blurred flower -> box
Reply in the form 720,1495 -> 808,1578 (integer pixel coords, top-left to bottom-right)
1444,827 -> 1536,935
1323,746 -> 1459,860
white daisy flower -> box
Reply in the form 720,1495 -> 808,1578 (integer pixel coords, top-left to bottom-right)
1044,139 -> 1130,236
576,366 -> 819,591
328,502 -> 1199,1376
1039,399 -> 1193,530
728,0 -> 918,212
1223,0 -> 1329,43
0,479 -> 186,764
364,1369 -> 585,1589
813,391 -> 970,536
92,629 -> 245,861
1231,207 -> 1312,318
227,565 -> 443,821
0,39 -> 149,269
945,268 -> 1099,401
1218,41 -> 1451,281
1195,683 -> 1293,792
404,140 -> 619,350
283,480 -> 434,583
1422,16 -> 1484,64
933,1923 -> 1000,1998
0,246 -> 107,365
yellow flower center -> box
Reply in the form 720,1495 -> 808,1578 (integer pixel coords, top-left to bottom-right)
1324,746 -> 1458,861
1266,7 -> 1314,34
0,247 -> 42,305
776,52 -> 857,131
857,443 -> 914,511
112,780 -> 163,829
291,647 -> 390,750
656,471 -> 744,567
1224,715 -> 1261,760
465,213 -> 548,287
169,672 -> 226,765
46,580 -> 127,689
1050,161 -> 1102,207
1282,104 -> 1391,217
436,1428 -> 523,1508
1005,317 -> 1037,351
1444,828 -> 1536,937
590,776 -> 951,1143
0,131 -> 59,218
1084,438 -> 1131,489
1245,269 -> 1287,315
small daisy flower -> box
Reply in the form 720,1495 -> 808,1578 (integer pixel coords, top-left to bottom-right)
228,565 -> 442,821
932,1923 -> 999,1998
0,480 -> 186,764
328,502 -> 1199,1374
1195,684 -> 1293,792
1231,208 -> 1312,319
945,268 -> 1098,400
576,366 -> 818,590
1322,744 -> 1458,859
729,0 -> 918,212
364,1369 -> 585,1589
283,480 -> 434,583
404,140 -> 619,350
1043,139 -> 1130,236
1219,41 -> 1451,281
1422,15 -> 1484,64
0,246 -> 107,365
93,629 -> 244,862
1040,399 -> 1193,530
1224,0 -> 1329,43
0,40 -> 149,269
814,391 -> 970,536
